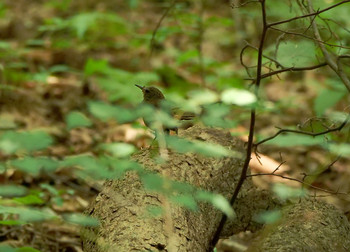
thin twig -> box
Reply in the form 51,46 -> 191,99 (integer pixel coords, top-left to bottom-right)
255,114 -> 349,147
245,62 -> 328,82
247,173 -> 348,195
306,0 -> 350,92
150,0 -> 177,58
268,0 -> 350,27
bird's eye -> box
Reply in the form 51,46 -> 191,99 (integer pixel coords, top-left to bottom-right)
145,89 -> 150,93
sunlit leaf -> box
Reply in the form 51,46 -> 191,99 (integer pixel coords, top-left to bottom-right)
221,88 -> 256,106
187,89 -> 219,105
101,142 -> 136,157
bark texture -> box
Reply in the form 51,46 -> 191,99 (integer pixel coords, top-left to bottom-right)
82,125 -> 268,251
81,125 -> 350,251
247,199 -> 350,252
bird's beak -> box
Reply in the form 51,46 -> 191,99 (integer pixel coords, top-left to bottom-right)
135,84 -> 145,91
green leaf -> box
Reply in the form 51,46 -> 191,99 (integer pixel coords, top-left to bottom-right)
276,40 -> 317,66
62,154 -> 141,179
176,49 -> 199,65
88,101 -> 138,123
196,191 -> 235,218
13,194 -> 44,205
314,89 -> 345,116
187,89 -> 219,105
0,220 -> 25,225
254,210 -> 282,224
49,65 -> 70,73
272,183 -> 307,200
0,131 -> 53,154
329,143 -> 350,155
265,134 -> 325,147
101,142 -> 136,158
165,135 -> 238,157
63,213 -> 99,227
0,185 -> 28,197
66,111 -> 92,130
169,194 -> 198,211
221,88 -> 256,106
69,12 -> 99,39
10,157 -> 59,176
0,206 -> 57,222
84,58 -> 110,76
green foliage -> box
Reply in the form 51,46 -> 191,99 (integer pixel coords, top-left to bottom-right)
84,59 -> 159,103
9,157 -> 59,176
221,88 -> 257,106
100,143 -> 136,158
40,12 -> 128,41
12,194 -> 45,206
329,143 -> 350,156
265,134 -> 325,147
272,183 -> 307,200
0,206 -> 58,222
141,173 -> 234,217
62,154 -> 142,179
0,185 -> 28,197
88,101 -> 141,123
314,79 -> 347,116
276,41 -> 318,66
0,131 -> 54,154
165,135 -> 239,158
0,245 -> 41,252
253,209 -> 282,224
66,111 -> 93,130
63,213 -> 99,227
196,191 -> 235,219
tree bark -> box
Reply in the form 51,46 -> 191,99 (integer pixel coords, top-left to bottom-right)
81,125 -> 350,251
82,125 -> 270,251
246,199 -> 350,252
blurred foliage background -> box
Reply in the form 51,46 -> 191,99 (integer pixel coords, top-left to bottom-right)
0,0 -> 349,251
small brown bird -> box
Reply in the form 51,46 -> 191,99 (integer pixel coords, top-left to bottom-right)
135,84 -> 194,134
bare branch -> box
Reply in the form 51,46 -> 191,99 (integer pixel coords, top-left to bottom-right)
268,0 -> 350,27
255,114 -> 349,147
245,62 -> 328,82
150,0 -> 177,58
247,173 -> 348,195
306,0 -> 350,92
269,27 -> 350,50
